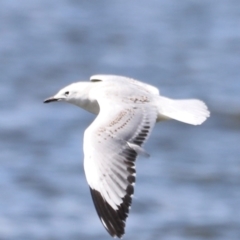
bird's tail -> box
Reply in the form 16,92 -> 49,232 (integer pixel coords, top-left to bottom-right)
156,96 -> 210,125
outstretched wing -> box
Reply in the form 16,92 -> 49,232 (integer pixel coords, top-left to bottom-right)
83,98 -> 157,238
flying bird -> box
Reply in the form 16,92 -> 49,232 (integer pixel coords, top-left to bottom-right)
44,75 -> 210,238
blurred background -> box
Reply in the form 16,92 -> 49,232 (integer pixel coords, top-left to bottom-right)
0,0 -> 239,239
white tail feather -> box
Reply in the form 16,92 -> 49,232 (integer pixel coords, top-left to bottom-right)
156,96 -> 210,125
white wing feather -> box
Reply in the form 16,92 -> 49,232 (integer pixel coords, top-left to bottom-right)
83,95 -> 157,238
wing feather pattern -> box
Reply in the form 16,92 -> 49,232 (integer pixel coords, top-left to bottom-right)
83,95 -> 157,238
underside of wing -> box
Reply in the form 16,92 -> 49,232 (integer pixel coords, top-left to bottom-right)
89,147 -> 136,238
83,100 -> 157,237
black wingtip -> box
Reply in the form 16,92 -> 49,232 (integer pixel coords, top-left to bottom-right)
89,188 -> 127,238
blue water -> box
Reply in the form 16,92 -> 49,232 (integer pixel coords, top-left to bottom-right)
0,0 -> 240,239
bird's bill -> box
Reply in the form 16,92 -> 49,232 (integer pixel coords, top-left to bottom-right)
43,97 -> 59,103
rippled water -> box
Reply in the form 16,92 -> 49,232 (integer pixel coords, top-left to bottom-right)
0,0 -> 240,239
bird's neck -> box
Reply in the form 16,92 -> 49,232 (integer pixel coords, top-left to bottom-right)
70,82 -> 100,115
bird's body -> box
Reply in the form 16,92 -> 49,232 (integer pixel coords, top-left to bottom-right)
44,75 -> 210,238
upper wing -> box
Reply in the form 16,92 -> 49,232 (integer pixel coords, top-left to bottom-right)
83,98 -> 157,238
90,74 -> 160,95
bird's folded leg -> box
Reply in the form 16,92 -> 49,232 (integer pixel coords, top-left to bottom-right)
127,142 -> 150,158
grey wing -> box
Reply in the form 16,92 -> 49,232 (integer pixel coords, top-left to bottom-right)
83,101 -> 157,238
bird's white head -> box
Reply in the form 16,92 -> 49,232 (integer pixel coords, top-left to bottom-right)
44,81 -> 99,113
45,81 -> 93,103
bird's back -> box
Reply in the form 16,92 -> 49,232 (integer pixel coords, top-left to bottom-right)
90,75 -> 160,96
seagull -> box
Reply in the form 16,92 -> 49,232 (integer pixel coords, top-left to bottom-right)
44,74 -> 210,238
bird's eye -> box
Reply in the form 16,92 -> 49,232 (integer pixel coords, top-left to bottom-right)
64,91 -> 69,96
